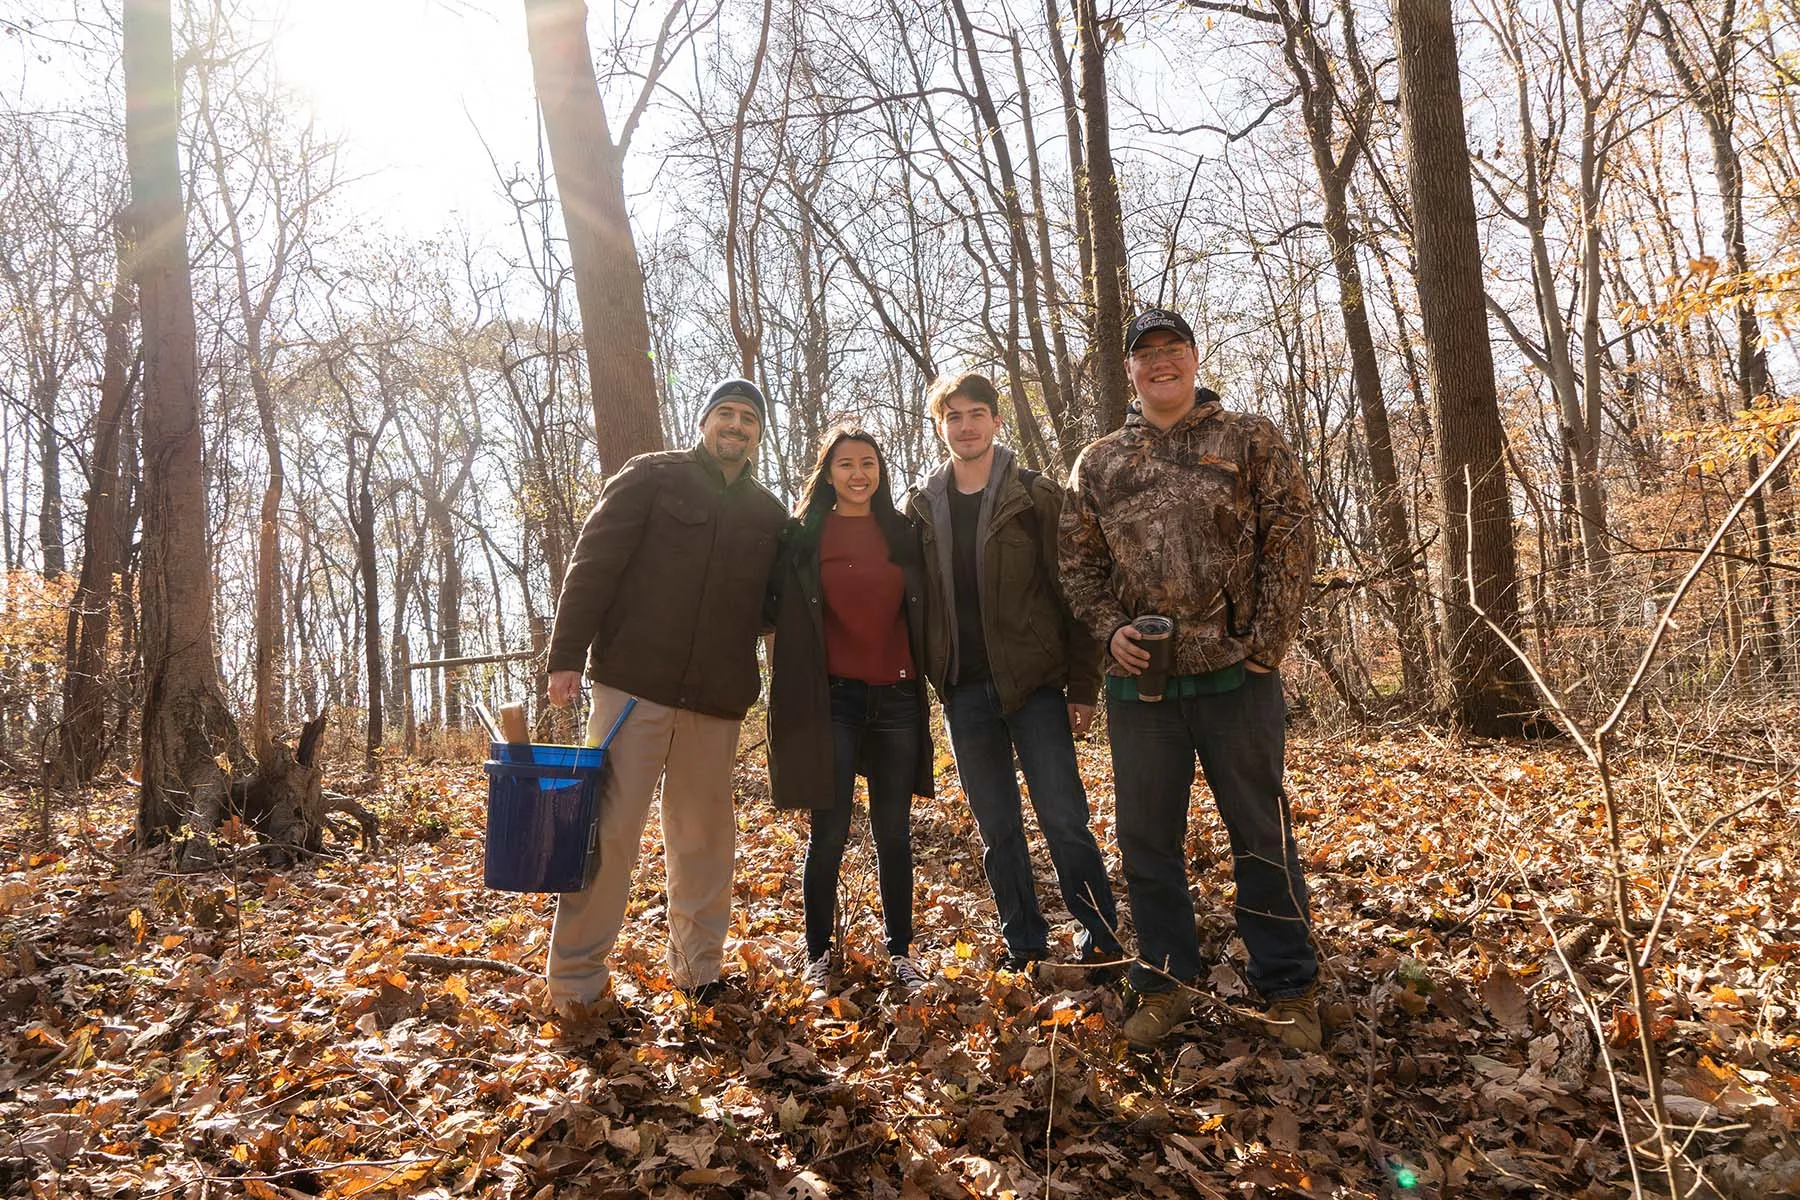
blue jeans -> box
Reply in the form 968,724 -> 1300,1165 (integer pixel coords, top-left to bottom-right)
944,682 -> 1122,960
1106,667 -> 1316,999
804,678 -> 920,958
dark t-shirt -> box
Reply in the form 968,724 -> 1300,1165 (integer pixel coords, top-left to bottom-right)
948,487 -> 991,685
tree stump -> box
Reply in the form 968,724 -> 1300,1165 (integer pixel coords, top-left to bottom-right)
235,715 -> 376,862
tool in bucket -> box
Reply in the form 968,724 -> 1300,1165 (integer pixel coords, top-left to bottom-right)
482,697 -> 636,893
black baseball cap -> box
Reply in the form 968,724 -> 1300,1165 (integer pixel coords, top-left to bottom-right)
1124,308 -> 1195,354
699,378 -> 767,425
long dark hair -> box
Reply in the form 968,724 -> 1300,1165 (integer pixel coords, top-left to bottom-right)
795,425 -> 918,565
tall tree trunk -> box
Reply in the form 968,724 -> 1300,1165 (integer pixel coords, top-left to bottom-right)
1271,0 -> 1431,700
1000,282 -> 1053,469
250,434 -> 283,755
522,0 -> 664,470
433,506 -> 463,730
724,0 -> 774,380
35,374 -> 65,578
397,633 -> 418,756
1011,30 -> 1080,460
1318,177 -> 1431,700
56,255 -> 135,785
124,0 -> 254,865
351,442 -> 383,772
1649,0 -> 1789,677
2,435 -> 15,572
198,76 -> 290,759
1044,0 -> 1095,338
291,516 -> 318,720
1075,0 -> 1129,434
1393,0 -> 1535,735
948,0 -> 1071,465
389,545 -> 415,755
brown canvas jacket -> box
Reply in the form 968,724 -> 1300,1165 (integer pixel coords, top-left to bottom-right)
905,448 -> 1101,712
547,445 -> 787,719
1059,392 -> 1316,677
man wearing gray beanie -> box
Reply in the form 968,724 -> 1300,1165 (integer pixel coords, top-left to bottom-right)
545,376 -> 786,1022
699,377 -> 768,426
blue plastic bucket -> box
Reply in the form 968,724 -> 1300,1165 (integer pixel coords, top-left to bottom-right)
481,699 -> 635,893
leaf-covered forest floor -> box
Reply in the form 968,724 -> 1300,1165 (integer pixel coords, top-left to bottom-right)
4,722 -> 1799,1199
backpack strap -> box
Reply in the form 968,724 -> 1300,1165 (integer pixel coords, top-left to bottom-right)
1013,467 -> 1044,544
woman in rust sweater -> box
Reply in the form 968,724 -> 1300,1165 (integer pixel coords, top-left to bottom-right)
768,426 -> 934,997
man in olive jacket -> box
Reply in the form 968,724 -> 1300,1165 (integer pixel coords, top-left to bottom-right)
905,372 -> 1122,975
545,379 -> 786,1014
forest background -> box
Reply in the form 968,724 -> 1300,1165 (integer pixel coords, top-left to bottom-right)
1,0 -> 1798,1196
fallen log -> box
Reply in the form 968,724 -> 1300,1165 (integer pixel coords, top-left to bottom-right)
401,952 -> 534,977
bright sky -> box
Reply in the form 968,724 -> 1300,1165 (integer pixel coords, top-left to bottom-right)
268,0 -> 544,237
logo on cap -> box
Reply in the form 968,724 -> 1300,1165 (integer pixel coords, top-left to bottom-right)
1125,308 -> 1195,354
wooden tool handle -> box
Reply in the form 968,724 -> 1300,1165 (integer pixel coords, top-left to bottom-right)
498,701 -> 530,745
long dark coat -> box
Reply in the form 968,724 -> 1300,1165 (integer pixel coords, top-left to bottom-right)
767,515 -> 935,811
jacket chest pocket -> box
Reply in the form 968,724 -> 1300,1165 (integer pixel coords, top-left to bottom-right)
653,491 -> 713,542
991,520 -> 1041,597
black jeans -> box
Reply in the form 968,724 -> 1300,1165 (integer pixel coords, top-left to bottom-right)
803,678 -> 921,958
1106,667 -> 1316,999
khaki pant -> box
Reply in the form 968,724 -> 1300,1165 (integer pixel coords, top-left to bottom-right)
546,683 -> 741,1007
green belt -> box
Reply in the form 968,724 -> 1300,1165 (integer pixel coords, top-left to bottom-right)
1105,661 -> 1247,702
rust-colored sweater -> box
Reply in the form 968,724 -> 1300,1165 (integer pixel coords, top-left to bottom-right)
819,513 -> 915,685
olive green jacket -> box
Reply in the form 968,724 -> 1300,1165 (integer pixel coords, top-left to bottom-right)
906,446 -> 1101,714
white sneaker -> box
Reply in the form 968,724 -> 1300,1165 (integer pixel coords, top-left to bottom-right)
891,954 -> 929,991
801,952 -> 832,1000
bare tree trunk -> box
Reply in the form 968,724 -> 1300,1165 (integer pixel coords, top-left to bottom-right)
948,0 -> 1071,465
998,282 -> 1052,469
522,0 -> 664,471
1075,0 -> 1128,434
1044,0 -> 1094,336
1,436 -> 14,573
56,251 -> 135,785
35,375 -> 65,578
1393,0 -> 1535,736
433,505 -> 463,731
350,437 -> 383,771
1482,4 -> 1633,592
1267,0 -> 1431,700
397,633 -> 418,755
1647,0 -> 1788,678
1010,30 -> 1080,459
724,0 -> 774,380
196,69 -> 307,760
125,0 -> 255,865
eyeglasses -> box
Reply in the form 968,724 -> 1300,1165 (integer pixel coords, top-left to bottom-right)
1130,344 -> 1190,364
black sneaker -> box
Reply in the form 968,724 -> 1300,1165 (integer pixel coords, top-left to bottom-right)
891,954 -> 930,991
684,977 -> 738,1006
1001,949 -> 1047,973
1080,945 -> 1128,984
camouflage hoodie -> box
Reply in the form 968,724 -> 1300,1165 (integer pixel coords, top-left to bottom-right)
1059,391 -> 1316,678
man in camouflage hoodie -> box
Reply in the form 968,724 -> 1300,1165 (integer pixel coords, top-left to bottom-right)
1060,308 -> 1321,1051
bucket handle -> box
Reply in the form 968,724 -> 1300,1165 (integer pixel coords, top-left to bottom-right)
597,696 -> 637,751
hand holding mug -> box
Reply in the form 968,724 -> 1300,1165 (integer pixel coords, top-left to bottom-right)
1110,624 -> 1151,672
